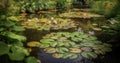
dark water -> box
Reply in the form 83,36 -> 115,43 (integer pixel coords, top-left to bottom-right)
23,11 -> 120,63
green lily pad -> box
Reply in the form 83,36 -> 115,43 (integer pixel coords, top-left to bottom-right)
7,32 -> 26,41
0,42 -> 9,56
8,52 -> 25,61
81,51 -> 97,59
26,57 -> 40,63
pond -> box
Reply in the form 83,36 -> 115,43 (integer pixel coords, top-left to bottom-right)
21,9 -> 120,63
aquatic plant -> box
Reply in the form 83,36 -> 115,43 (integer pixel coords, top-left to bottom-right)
21,18 -> 76,30
19,0 -> 56,13
89,0 -> 117,17
39,32 -> 112,59
0,0 -> 40,62
59,11 -> 102,18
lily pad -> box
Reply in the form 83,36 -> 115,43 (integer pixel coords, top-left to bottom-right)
81,52 -> 97,59
39,32 -> 112,59
0,42 -> 9,56
27,41 -> 41,47
26,57 -> 40,63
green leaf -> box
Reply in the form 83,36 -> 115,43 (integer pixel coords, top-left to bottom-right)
56,47 -> 69,53
69,54 -> 78,59
13,41 -> 23,47
8,52 -> 25,61
0,28 -> 4,31
57,42 -> 64,47
71,37 -> 81,42
10,45 -> 30,56
69,42 -> 76,46
81,52 -> 97,59
50,42 -> 57,47
39,44 -> 50,48
7,16 -> 19,22
71,32 -> 80,37
12,26 -> 25,31
7,32 -> 26,41
62,53 -> 73,59
26,57 -> 40,63
40,39 -> 55,44
1,21 -> 15,27
27,41 -> 41,47
64,42 -> 71,47
0,42 -> 9,56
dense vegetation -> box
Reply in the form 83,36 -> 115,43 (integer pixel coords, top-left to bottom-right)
0,0 -> 120,63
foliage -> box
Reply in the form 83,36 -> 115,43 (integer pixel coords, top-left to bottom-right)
59,11 -> 102,18
0,0 -> 39,62
0,42 -> 9,56
27,41 -> 41,47
56,0 -> 73,12
109,0 -> 120,19
21,18 -> 76,30
89,0 -> 117,17
26,56 -> 41,63
39,32 -> 112,59
100,19 -> 120,46
19,0 -> 56,13
16,0 -> 73,14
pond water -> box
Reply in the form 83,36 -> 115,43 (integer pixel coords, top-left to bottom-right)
23,9 -> 120,63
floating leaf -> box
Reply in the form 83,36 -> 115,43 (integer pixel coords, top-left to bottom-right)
52,53 -> 63,58
81,52 -> 97,59
0,28 -> 4,31
57,42 -> 64,47
44,48 -> 56,53
27,41 -> 41,47
62,53 -> 73,59
50,41 -> 57,47
64,42 -> 71,47
81,47 -> 93,52
69,42 -> 76,46
7,16 -> 19,22
56,47 -> 69,53
8,52 -> 25,61
40,39 -> 55,44
39,44 -> 50,48
13,41 -> 23,47
69,48 -> 82,53
7,32 -> 26,41
69,54 -> 78,59
12,26 -> 25,31
0,42 -> 9,56
39,32 -> 112,59
26,57 -> 40,63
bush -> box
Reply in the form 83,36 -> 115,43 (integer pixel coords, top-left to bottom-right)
89,0 -> 117,18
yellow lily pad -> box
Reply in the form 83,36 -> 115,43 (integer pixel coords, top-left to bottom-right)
52,53 -> 63,58
69,48 -> 82,53
27,41 -> 41,47
44,48 -> 56,53
40,18 -> 48,23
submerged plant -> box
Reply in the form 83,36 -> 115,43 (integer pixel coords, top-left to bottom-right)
39,32 -> 112,59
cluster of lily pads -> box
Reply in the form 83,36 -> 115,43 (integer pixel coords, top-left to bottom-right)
21,18 -> 76,30
59,12 -> 102,19
39,32 -> 112,59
